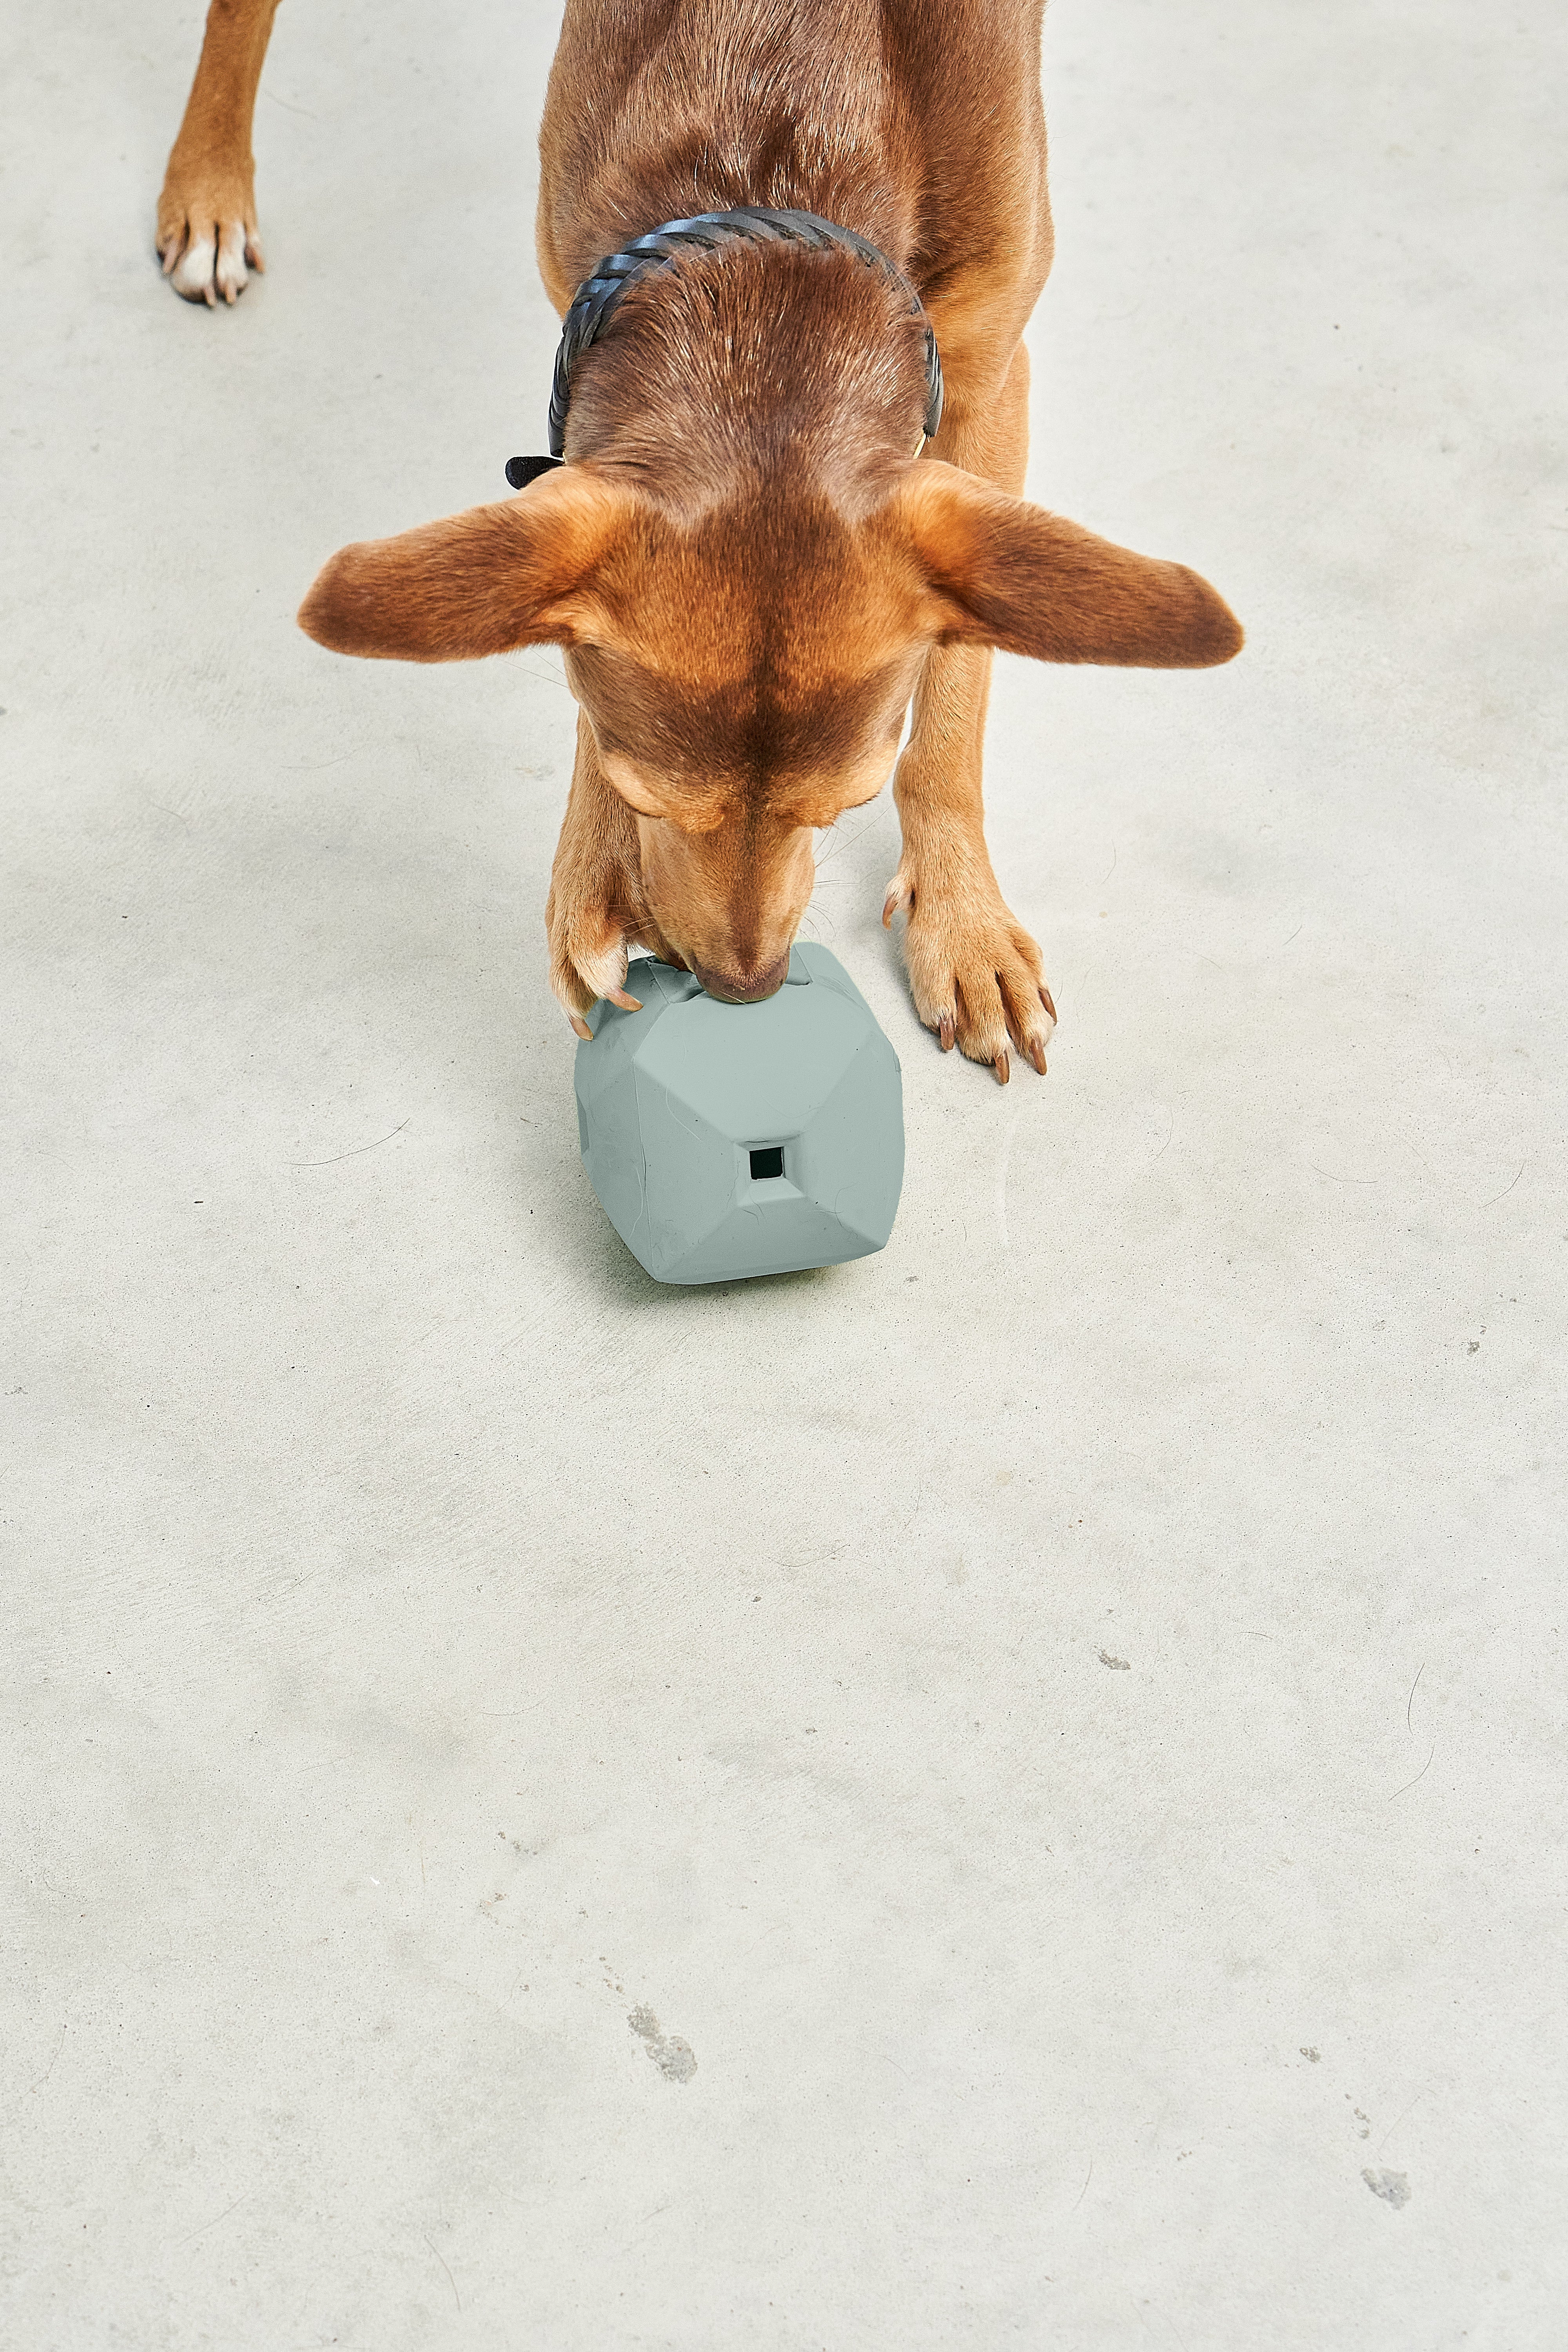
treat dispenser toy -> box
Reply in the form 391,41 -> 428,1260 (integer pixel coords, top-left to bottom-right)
573,943 -> 904,1283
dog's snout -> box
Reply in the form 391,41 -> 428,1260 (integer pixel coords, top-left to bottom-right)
690,951 -> 791,1005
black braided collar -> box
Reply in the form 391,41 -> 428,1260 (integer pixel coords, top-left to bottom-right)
505,205 -> 944,491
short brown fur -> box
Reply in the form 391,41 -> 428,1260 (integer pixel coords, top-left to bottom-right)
167,0 -> 1242,1071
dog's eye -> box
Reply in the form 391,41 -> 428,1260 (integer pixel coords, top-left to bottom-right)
599,751 -> 669,819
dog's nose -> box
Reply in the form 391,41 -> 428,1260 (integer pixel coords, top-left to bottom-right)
690,951 -> 790,1005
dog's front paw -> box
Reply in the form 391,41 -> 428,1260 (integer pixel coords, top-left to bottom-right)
546,866 -> 668,1040
883,861 -> 1055,1084
156,155 -> 263,305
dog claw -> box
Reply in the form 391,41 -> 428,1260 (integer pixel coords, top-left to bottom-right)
938,1013 -> 955,1052
995,1051 -> 1010,1085
1028,1037 -> 1047,1076
569,1014 -> 593,1040
607,987 -> 643,1011
1039,984 -> 1056,1022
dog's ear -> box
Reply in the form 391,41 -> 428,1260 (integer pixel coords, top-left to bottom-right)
895,460 -> 1243,669
298,469 -> 637,661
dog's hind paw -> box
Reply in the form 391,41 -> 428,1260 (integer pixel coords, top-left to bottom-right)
157,165 -> 263,306
884,864 -> 1055,1085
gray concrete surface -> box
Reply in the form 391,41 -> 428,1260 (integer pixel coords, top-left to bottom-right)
4,2 -> 1565,2344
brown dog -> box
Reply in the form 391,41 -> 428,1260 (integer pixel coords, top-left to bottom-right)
159,0 -> 1241,1080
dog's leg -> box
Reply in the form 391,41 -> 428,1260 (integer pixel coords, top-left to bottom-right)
547,717 -> 676,1032
158,0 -> 281,305
884,341 -> 1056,1085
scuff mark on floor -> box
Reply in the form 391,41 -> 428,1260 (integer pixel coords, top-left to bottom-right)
629,2005 -> 697,2083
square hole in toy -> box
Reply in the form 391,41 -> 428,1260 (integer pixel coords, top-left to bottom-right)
748,1146 -> 785,1180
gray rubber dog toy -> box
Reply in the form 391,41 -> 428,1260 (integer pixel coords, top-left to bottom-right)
574,942 -> 904,1284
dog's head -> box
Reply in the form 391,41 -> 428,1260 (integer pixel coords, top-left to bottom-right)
299,459 -> 1241,1000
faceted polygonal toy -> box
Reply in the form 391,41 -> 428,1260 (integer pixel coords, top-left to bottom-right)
574,942 -> 904,1284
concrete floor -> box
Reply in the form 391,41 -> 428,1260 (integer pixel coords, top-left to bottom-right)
4,1 -> 1565,2344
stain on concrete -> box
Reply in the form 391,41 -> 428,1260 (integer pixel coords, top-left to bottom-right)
1301,2047 -> 1321,2062
629,2005 -> 697,2083
1363,2168 -> 1410,2208
1098,1650 -> 1131,1670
